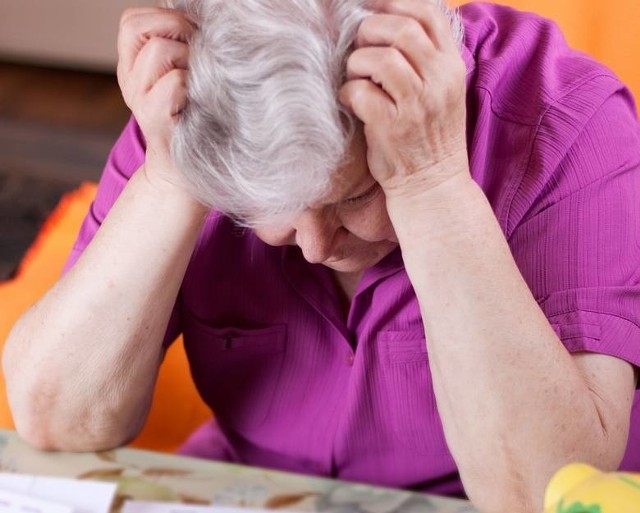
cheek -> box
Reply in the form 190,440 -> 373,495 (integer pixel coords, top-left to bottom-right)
344,198 -> 396,242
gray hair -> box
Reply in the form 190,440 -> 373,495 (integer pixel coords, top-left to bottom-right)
166,0 -> 463,226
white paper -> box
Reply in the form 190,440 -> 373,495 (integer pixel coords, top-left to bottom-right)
0,489 -> 73,513
122,503 -> 213,513
122,503 -> 293,513
0,474 -> 116,513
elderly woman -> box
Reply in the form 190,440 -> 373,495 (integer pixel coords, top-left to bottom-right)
3,0 -> 640,511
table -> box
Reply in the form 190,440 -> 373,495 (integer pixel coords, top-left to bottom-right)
0,430 -> 477,513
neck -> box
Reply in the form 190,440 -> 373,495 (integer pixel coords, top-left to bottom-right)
331,270 -> 364,315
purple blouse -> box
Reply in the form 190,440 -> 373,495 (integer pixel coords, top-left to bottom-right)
66,2 -> 640,497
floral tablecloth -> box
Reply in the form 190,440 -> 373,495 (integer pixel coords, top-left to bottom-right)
0,430 -> 477,513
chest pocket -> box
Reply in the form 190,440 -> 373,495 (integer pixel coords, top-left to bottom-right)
376,331 -> 450,456
183,313 -> 286,432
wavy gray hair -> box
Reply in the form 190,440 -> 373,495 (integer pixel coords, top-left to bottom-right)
166,0 -> 463,226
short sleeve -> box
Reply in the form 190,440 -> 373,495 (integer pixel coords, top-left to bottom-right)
63,116 -> 145,270
62,116 -> 182,347
507,86 -> 640,368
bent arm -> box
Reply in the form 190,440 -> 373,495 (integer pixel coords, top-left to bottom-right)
2,169 -> 206,451
390,176 -> 638,513
2,6 -> 201,452
342,1 -> 640,509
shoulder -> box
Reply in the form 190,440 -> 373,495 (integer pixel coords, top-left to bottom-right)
460,2 -> 627,124
460,3 -> 640,234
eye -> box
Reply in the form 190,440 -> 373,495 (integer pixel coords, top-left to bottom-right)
343,183 -> 380,206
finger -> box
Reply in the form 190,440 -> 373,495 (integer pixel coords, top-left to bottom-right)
339,79 -> 395,127
356,13 -> 436,80
119,7 -> 196,39
118,9 -> 195,74
346,47 -> 422,103
146,68 -> 189,122
133,37 -> 190,94
119,6 -> 172,28
369,0 -> 459,53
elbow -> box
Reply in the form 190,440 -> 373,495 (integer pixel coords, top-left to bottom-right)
3,326 -> 56,450
6,383 -> 66,452
11,398 -> 137,453
464,458 -> 553,513
5,383 -> 69,452
15,421 -> 134,454
8,380 -> 139,452
462,436 -> 627,513
464,470 -> 537,513
3,314 -> 143,453
457,443 -> 540,512
14,417 -> 58,452
4,353 -> 134,453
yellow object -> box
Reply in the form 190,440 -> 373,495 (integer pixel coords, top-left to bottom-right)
544,463 -> 640,513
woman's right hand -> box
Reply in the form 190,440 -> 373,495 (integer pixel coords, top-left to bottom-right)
117,7 -> 195,186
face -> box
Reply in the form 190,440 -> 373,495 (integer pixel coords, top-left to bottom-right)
253,129 -> 398,274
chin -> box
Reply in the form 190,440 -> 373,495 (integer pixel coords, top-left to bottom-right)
323,242 -> 397,273
322,259 -> 369,273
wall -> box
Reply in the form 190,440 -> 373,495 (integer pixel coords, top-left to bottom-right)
1,0 -> 638,97
0,0 -> 156,71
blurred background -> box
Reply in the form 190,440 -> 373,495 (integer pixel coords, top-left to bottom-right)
0,0 -> 153,281
0,0 -> 638,280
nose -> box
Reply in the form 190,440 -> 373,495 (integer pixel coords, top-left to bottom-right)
295,208 -> 341,264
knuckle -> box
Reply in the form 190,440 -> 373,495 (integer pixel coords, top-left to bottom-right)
179,15 -> 196,33
144,36 -> 168,59
380,47 -> 402,69
167,68 -> 187,87
119,7 -> 145,29
396,17 -> 423,43
120,15 -> 142,39
345,51 -> 360,75
350,83 -> 368,109
164,15 -> 184,33
119,8 -> 135,28
358,15 -> 373,37
346,52 -> 357,71
167,13 -> 194,36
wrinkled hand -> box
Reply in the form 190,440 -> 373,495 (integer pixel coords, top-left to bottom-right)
117,7 -> 195,186
340,0 -> 468,200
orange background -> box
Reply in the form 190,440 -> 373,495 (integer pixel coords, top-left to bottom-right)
1,0 -> 639,453
453,0 -> 640,102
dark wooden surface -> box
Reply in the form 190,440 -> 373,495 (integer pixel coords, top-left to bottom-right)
0,61 -> 130,280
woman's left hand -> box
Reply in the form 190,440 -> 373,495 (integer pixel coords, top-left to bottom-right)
340,0 -> 468,201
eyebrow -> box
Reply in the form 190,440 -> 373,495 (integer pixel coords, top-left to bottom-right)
321,175 -> 376,207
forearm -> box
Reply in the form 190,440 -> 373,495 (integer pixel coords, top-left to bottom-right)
3,168 -> 206,452
389,175 -> 623,512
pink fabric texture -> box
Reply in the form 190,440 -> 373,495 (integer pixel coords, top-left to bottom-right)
65,3 -> 640,498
